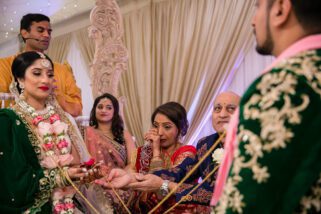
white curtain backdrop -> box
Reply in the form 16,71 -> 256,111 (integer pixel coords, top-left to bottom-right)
66,36 -> 94,116
191,39 -> 274,145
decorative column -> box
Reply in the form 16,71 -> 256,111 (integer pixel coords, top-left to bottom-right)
88,0 -> 128,99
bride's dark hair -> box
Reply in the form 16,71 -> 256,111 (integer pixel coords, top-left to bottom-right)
11,51 -> 54,94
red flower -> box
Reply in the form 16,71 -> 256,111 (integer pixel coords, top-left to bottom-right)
84,158 -> 95,167
42,142 -> 54,151
32,115 -> 44,126
50,114 -> 60,124
65,202 -> 75,209
54,203 -> 65,213
57,139 -> 68,149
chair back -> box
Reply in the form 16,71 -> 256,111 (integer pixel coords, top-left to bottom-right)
75,115 -> 90,139
0,93 -> 15,108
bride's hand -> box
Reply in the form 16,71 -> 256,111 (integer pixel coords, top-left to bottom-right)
95,168 -> 135,189
67,166 -> 86,180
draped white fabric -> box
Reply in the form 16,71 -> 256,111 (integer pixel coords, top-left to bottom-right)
191,39 -> 274,145
119,0 -> 256,144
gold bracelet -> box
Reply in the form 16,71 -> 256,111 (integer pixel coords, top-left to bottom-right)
61,167 -> 70,186
150,160 -> 163,171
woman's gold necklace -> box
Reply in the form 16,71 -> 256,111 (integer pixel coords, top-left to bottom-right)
161,143 -> 180,168
98,128 -> 114,139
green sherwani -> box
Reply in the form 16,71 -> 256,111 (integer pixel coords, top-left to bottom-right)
216,49 -> 321,213
0,109 -> 52,213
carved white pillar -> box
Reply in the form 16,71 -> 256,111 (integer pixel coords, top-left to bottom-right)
89,0 -> 128,99
88,0 -> 128,125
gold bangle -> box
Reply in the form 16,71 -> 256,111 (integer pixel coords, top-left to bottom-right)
61,167 -> 70,186
150,160 -> 163,171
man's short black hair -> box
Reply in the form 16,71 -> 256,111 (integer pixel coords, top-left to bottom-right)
291,0 -> 321,33
20,13 -> 50,32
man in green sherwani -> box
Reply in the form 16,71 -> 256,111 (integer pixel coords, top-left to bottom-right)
213,0 -> 321,213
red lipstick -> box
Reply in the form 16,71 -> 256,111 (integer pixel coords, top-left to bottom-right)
39,86 -> 49,91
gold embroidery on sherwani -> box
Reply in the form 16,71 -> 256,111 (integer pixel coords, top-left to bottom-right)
296,173 -> 321,214
13,105 -> 56,213
215,50 -> 321,213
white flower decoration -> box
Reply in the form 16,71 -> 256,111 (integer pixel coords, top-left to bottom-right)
212,148 -> 224,164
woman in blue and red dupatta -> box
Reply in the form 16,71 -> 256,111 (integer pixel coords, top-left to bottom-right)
133,102 -> 199,213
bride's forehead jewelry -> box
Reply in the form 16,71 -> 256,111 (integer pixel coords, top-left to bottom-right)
37,52 -> 52,69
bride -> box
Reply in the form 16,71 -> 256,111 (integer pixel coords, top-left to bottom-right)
0,51 -> 98,213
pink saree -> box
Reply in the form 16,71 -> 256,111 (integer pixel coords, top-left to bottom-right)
76,126 -> 134,213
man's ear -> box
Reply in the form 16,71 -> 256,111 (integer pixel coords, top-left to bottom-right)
270,0 -> 292,27
20,29 -> 29,40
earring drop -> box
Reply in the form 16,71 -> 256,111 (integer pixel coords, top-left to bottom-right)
19,83 -> 25,100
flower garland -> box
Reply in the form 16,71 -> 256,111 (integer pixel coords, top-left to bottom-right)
53,196 -> 75,214
35,113 -> 75,214
18,100 -> 75,213
36,113 -> 71,156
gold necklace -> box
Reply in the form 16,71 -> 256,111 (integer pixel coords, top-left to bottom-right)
98,128 -> 113,138
161,144 -> 180,168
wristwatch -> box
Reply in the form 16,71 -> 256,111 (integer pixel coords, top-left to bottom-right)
159,180 -> 170,196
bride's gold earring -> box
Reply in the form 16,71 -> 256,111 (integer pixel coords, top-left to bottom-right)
19,83 -> 25,100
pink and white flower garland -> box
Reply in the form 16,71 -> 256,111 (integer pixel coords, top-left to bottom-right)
21,102 -> 95,213
33,111 -> 75,214
35,113 -> 71,156
53,196 -> 75,214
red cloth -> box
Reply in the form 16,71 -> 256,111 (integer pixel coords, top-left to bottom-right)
136,145 -> 197,173
171,145 -> 197,164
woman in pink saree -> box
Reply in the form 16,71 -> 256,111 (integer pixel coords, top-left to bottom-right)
77,93 -> 136,213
